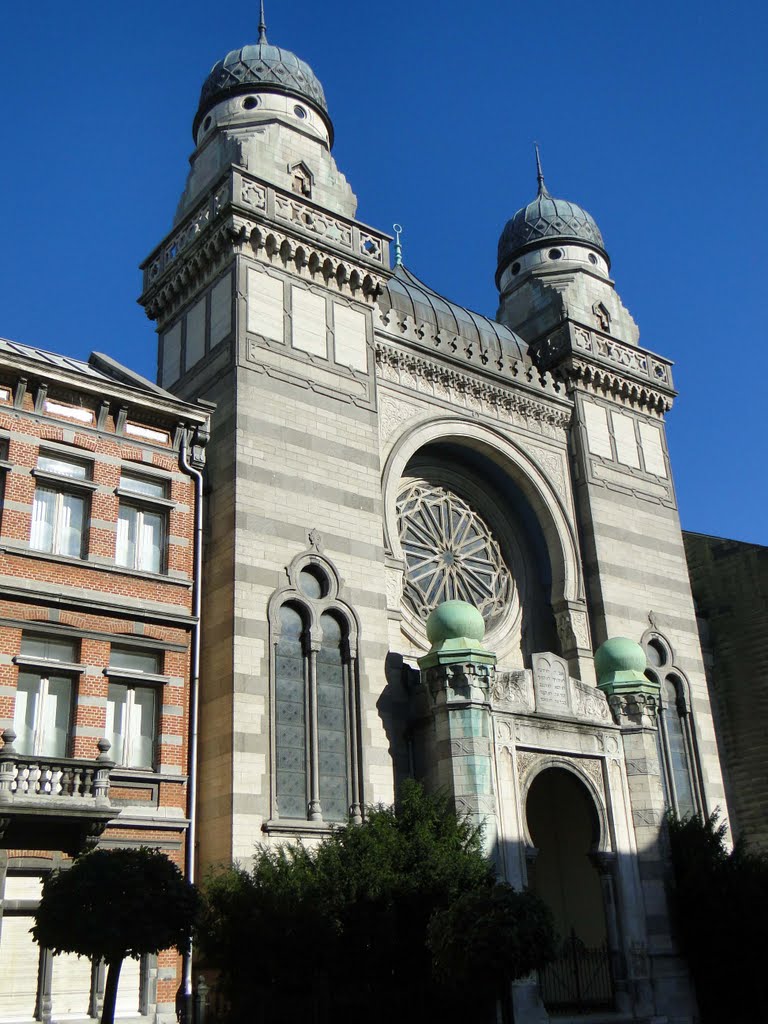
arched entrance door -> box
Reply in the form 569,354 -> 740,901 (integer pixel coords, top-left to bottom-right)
526,767 -> 613,1013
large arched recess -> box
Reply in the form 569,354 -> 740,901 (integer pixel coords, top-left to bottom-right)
382,417 -> 584,608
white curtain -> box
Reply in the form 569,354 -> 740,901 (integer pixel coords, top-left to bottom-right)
106,685 -> 128,765
30,487 -> 55,552
139,510 -> 163,573
12,675 -> 37,754
59,493 -> 84,558
116,506 -> 137,568
131,688 -> 156,768
42,676 -> 71,758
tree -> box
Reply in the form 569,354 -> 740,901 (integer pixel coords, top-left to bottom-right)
666,812 -> 768,1023
198,782 -> 556,1024
428,884 -> 557,1006
33,847 -> 200,1024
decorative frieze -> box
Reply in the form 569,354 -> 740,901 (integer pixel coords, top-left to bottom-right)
375,342 -> 572,434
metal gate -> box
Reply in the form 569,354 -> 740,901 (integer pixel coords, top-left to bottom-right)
539,930 -> 614,1014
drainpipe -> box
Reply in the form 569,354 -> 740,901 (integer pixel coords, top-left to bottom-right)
179,426 -> 204,1020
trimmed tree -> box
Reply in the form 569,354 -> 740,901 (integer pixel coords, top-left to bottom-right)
32,847 -> 200,1024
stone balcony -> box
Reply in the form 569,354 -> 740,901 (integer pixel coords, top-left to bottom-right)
0,730 -> 118,855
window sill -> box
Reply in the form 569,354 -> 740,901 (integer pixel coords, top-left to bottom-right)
262,818 -> 340,838
104,668 -> 172,686
13,655 -> 86,673
0,543 -> 192,587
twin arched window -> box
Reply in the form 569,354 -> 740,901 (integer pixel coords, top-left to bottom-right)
644,635 -> 702,818
270,551 -> 362,825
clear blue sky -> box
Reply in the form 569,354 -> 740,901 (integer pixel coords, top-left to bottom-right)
0,1 -> 765,543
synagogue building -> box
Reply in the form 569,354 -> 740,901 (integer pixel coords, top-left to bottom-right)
0,13 -> 765,1024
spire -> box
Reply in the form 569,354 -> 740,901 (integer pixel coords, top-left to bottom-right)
534,142 -> 549,197
258,0 -> 268,43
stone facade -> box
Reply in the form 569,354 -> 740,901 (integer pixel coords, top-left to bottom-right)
0,341 -> 208,1022
132,23 -> 733,1022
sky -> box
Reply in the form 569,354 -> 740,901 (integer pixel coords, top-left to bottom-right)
0,1 -> 765,543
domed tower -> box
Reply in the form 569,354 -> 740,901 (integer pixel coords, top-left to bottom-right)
496,149 -> 640,348
138,12 -> 393,868
174,9 -> 356,224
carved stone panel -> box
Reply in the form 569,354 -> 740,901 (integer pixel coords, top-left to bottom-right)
489,670 -> 535,712
532,652 -> 572,715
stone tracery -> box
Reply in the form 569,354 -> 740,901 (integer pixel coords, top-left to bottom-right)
396,480 -> 512,626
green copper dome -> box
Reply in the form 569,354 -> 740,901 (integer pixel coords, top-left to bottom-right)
193,12 -> 331,141
594,637 -> 647,684
426,601 -> 486,646
496,151 -> 608,283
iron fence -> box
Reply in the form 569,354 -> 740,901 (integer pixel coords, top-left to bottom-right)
539,930 -> 614,1015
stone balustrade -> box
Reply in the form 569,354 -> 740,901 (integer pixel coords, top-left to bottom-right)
0,730 -> 114,808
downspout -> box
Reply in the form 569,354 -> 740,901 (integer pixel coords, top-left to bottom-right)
179,427 -> 204,1018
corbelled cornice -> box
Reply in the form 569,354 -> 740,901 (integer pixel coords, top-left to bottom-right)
138,170 -> 390,326
530,321 -> 676,414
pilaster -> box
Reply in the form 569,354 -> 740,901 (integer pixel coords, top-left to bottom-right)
418,603 -> 499,855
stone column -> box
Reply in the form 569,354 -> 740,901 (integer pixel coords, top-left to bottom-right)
418,601 -> 499,856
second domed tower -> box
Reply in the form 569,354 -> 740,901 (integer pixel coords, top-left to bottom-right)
495,151 -> 641,352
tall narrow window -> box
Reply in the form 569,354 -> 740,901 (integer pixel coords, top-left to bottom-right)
30,453 -> 91,558
116,472 -> 168,574
317,613 -> 349,822
270,544 -> 361,826
275,605 -> 308,819
643,634 -> 701,818
659,675 -> 697,818
13,636 -> 77,757
106,647 -> 161,769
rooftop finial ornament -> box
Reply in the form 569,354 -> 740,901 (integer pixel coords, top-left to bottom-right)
258,0 -> 268,43
534,142 -> 549,197
393,223 -> 403,267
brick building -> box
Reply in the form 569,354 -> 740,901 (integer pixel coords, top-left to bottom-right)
0,339 -> 209,1021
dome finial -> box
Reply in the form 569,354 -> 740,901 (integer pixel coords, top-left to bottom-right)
258,0 -> 268,43
534,142 -> 549,197
393,223 -> 403,267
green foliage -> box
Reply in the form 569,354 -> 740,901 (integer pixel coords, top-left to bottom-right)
33,846 -> 199,963
198,782 -> 556,1024
428,884 -> 557,997
666,811 -> 768,1023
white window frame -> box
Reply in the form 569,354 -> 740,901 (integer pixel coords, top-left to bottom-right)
30,451 -> 94,559
105,647 -> 167,771
14,673 -> 73,758
105,682 -> 158,769
12,636 -> 80,759
115,471 -> 172,575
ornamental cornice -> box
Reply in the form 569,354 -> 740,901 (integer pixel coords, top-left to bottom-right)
531,322 -> 675,414
375,341 -> 572,431
139,172 -> 390,324
565,358 -> 674,414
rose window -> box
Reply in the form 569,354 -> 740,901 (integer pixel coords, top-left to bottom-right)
396,481 -> 512,626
